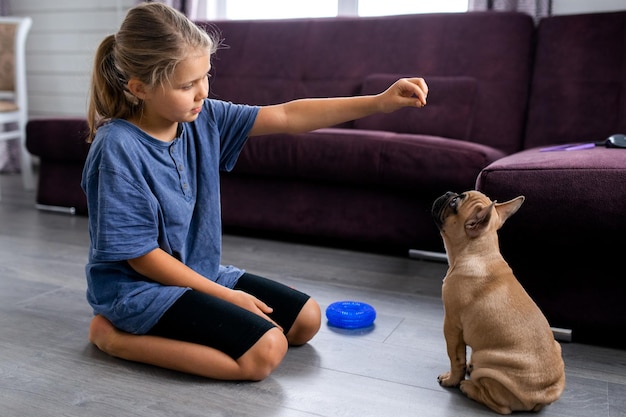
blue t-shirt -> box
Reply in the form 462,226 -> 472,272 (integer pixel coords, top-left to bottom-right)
81,99 -> 259,334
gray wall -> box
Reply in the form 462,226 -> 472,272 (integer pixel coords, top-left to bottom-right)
11,0 -> 132,118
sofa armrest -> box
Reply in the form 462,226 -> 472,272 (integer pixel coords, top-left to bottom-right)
26,118 -> 90,162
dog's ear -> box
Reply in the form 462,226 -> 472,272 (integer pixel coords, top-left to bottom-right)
465,202 -> 495,238
494,195 -> 525,228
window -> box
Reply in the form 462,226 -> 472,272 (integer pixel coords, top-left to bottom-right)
358,0 -> 469,16
199,0 -> 469,20
224,0 -> 338,19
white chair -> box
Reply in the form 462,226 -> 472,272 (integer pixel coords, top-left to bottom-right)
0,16 -> 34,192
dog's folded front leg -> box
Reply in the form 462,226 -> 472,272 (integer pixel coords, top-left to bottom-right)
438,322 -> 467,387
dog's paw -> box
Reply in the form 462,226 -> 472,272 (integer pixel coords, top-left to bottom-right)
438,372 -> 461,388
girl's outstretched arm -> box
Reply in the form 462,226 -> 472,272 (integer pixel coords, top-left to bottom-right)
249,77 -> 428,137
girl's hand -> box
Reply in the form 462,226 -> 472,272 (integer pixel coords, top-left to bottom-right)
378,77 -> 429,113
225,289 -> 283,331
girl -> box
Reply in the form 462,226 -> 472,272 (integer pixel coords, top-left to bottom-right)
83,2 -> 428,381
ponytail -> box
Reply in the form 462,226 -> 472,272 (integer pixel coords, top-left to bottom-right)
87,35 -> 141,142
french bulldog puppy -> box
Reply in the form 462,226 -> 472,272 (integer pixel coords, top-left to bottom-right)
432,190 -> 565,415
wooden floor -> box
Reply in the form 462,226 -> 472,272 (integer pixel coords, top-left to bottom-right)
1,172 -> 625,417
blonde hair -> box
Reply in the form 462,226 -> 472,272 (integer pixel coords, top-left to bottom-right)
86,2 -> 219,142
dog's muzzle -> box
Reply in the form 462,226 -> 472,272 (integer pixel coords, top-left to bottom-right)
432,191 -> 464,228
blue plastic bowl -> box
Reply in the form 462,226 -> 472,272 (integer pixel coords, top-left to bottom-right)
325,301 -> 376,329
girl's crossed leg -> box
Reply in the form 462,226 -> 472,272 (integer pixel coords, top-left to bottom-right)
88,273 -> 321,381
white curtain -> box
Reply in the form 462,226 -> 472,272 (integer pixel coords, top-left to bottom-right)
469,0 -> 552,22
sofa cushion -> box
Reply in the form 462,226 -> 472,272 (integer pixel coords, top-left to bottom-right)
201,12 -> 534,154
476,147 -> 626,228
354,74 -> 478,140
234,128 -> 506,192
524,11 -> 626,149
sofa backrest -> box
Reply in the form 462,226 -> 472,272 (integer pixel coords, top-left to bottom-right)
524,11 -> 626,149
197,12 -> 535,154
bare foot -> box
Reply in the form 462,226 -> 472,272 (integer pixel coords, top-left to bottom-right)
89,315 -> 118,354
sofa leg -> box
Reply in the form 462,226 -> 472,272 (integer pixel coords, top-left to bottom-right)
408,249 -> 448,262
35,203 -> 76,215
551,327 -> 572,343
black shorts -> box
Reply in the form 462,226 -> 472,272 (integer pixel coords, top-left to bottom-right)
146,273 -> 310,360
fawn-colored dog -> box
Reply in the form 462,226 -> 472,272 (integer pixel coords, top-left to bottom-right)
432,190 -> 565,414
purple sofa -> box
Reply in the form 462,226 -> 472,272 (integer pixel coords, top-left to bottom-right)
25,11 -> 626,348
475,11 -> 626,349
26,117 -> 90,213
201,12 -> 532,252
